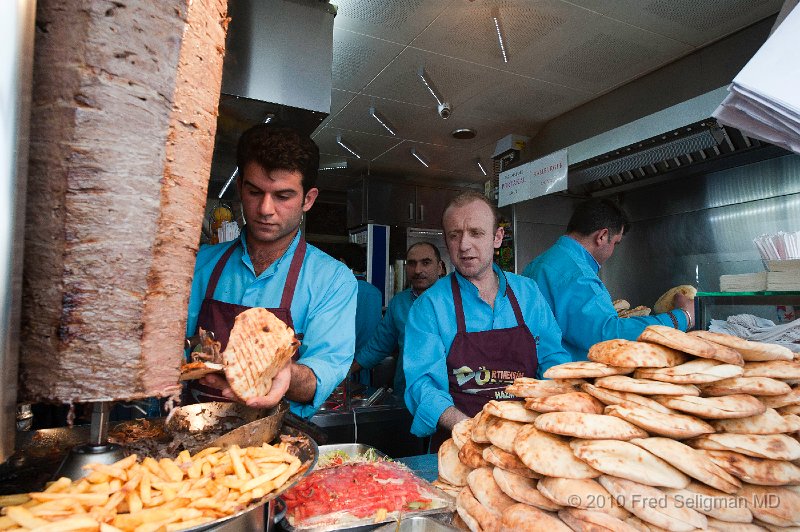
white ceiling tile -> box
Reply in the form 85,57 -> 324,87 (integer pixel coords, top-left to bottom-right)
332,29 -> 405,92
332,0 -> 456,44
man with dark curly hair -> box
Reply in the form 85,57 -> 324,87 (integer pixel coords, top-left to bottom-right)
185,124 -> 357,417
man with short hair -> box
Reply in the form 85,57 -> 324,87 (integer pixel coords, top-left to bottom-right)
352,241 -> 445,398
523,198 -> 695,362
403,191 -> 569,445
185,124 -> 357,417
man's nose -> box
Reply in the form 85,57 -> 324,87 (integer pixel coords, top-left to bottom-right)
258,194 -> 276,215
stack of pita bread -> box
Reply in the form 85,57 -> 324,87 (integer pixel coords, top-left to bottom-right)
438,325 -> 800,531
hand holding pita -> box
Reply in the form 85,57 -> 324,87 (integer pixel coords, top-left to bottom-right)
672,293 -> 695,328
200,360 -> 292,408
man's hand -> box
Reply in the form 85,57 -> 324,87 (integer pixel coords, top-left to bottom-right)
672,293 -> 696,330
198,361 -> 292,409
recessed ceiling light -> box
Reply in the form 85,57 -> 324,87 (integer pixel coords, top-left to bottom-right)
336,134 -> 362,159
452,128 -> 476,140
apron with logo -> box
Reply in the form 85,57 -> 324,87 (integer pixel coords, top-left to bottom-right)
185,237 -> 306,403
431,273 -> 538,450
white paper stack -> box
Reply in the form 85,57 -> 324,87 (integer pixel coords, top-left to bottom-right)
713,3 -> 800,154
766,258 -> 800,290
217,220 -> 240,243
720,272 -> 768,292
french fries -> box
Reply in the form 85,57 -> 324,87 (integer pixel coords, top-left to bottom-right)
0,443 -> 304,532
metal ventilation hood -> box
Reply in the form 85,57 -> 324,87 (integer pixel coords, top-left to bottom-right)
209,0 -> 336,198
566,87 -> 788,196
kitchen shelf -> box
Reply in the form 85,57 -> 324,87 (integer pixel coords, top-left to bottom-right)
695,291 -> 800,330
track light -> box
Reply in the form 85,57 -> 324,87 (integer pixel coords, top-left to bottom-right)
336,134 -> 362,159
411,147 -> 430,168
417,67 -> 452,119
476,159 -> 488,176
320,161 -> 348,171
369,107 -> 398,136
492,8 -> 508,63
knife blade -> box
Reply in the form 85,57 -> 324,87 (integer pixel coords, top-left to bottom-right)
209,400 -> 288,448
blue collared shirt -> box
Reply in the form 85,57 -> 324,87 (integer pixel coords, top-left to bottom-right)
523,235 -> 688,361
355,288 -> 416,396
403,264 -> 569,437
186,230 -> 358,418
355,279 -> 383,353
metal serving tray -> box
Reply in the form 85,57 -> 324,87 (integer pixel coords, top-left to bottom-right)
373,516 -> 458,532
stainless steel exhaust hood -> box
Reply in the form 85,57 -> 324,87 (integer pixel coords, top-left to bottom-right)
210,0 -> 336,198
566,87 -> 788,196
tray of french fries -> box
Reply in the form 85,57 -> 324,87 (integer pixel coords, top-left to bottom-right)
0,425 -> 317,532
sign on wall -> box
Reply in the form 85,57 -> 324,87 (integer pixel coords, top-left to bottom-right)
498,149 -> 568,207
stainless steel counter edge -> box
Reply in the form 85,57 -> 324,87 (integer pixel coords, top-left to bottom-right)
310,405 -> 409,428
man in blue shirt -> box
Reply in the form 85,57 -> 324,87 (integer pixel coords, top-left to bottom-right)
352,241 -> 445,397
523,198 -> 695,362
337,242 -> 382,356
186,125 -> 357,418
404,192 -> 569,443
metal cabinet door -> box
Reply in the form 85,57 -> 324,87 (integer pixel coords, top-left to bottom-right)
367,181 -> 417,226
414,186 -> 462,228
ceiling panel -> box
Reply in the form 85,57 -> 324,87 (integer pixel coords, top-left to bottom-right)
332,0 -> 455,44
314,125 -> 403,162
332,28 -> 405,92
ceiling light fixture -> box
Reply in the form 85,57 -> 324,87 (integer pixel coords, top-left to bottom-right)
369,106 -> 398,136
492,8 -> 509,63
320,161 -> 348,171
218,114 -> 274,198
418,67 -> 452,119
411,147 -> 430,168
336,134 -> 362,159
476,159 -> 488,176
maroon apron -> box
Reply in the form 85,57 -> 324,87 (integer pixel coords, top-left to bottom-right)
431,273 -> 538,450
186,237 -> 306,403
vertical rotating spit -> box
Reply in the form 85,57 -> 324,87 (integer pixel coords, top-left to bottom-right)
55,401 -> 125,480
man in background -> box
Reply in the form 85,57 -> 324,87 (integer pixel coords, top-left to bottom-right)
523,198 -> 695,362
338,242 -> 383,358
352,242 -> 444,398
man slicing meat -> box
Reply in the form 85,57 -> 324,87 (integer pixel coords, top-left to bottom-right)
184,125 -> 357,418
403,191 -> 569,449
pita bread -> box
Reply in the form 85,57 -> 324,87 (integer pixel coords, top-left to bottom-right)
666,481 -> 753,523
588,339 -> 688,368
701,377 -> 791,397
544,362 -> 633,379
571,440 -> 690,489
619,306 -> 652,318
459,439 -> 490,469
652,394 -> 766,419
467,467 -> 516,516
779,404 -> 800,415
222,308 -> 300,401
580,383 -> 675,413
439,438 -> 472,487
687,433 -> 800,461
513,424 -> 600,479
634,359 -> 743,384
711,408 -> 800,435
598,475 -> 707,531
654,285 -> 697,314
450,510 -> 472,532
485,417 -> 525,454
739,484 -> 800,527
744,360 -> 800,380
524,392 -> 604,414
482,445 -> 539,479
499,503 -> 572,532
534,411 -> 648,440
688,330 -> 794,362
558,509 -> 639,532
628,437 -> 740,493
639,325 -> 744,366
431,478 -> 462,499
605,403 -> 714,439
505,378 -> 579,398
178,360 -> 225,381
594,375 -> 700,396
453,418 -> 475,449
471,410 -> 493,443
704,518 -> 767,531
457,485 -> 499,532
491,468 -> 560,511
701,449 -> 800,486
538,477 -> 628,519
614,299 -> 631,312
482,400 -> 538,423
624,516 -> 670,532
761,388 -> 800,409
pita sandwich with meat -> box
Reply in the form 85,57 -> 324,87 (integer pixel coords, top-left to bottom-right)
594,375 -> 700,396
580,383 -> 675,413
534,411 -> 648,440
483,399 -> 538,422
700,376 -> 791,397
743,360 -> 800,379
513,424 -> 600,479
543,361 -> 633,379
688,330 -> 794,361
687,433 -> 800,461
505,377 -> 580,398
666,481 -> 753,523
710,408 -> 800,434
628,437 -> 740,493
639,325 -> 744,366
634,358 -> 743,384
570,439 -> 690,489
491,467 -> 561,511
500,503 -> 573,532
652,394 -> 766,419
438,438 -> 472,486
605,403 -> 714,439
701,449 -> 800,486
588,339 -> 688,368
598,475 -> 708,531
524,391 -> 604,414
482,445 -> 540,479
558,509 -> 639,532
485,417 -> 525,453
